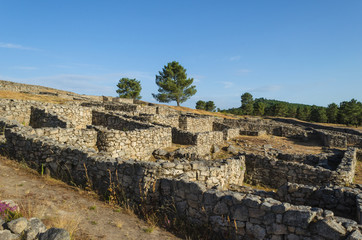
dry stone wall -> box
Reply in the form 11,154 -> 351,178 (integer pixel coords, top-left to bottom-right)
179,115 -> 215,133
245,148 -> 357,188
172,128 -> 224,155
94,125 -> 172,160
277,182 -> 362,223
2,123 -> 360,239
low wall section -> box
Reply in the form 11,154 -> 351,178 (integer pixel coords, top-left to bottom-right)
245,148 -> 357,188
277,182 -> 362,223
172,128 -> 224,155
179,115 -> 214,133
95,126 -> 172,160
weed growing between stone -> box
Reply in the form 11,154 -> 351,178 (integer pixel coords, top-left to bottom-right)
0,201 -> 22,222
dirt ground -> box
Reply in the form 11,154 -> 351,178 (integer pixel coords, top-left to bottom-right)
0,156 -> 180,240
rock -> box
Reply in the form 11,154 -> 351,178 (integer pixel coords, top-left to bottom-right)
211,144 -> 220,153
283,209 -> 316,229
0,229 -> 17,240
246,223 -> 266,240
25,218 -> 47,240
39,228 -> 70,240
310,219 -> 347,240
0,218 -> 5,230
232,206 -> 248,221
153,149 -> 168,157
347,230 -> 362,240
6,217 -> 28,234
227,145 -> 239,155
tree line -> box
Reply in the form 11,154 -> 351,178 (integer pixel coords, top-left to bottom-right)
221,92 -> 362,127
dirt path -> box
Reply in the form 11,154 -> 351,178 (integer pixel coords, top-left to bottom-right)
0,157 -> 181,240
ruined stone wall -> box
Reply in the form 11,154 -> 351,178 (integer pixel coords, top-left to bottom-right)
172,128 -> 224,155
0,99 -> 37,125
223,118 -> 310,140
95,126 -> 172,160
29,106 -> 92,129
277,182 -> 362,223
213,122 -> 241,140
2,123 -> 360,239
32,127 -> 97,150
111,97 -> 134,104
179,115 -> 214,133
245,149 -> 357,188
29,107 -> 67,128
133,114 -> 180,128
92,111 -> 151,131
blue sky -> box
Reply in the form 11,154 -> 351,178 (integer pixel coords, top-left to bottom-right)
1,1 -> 361,109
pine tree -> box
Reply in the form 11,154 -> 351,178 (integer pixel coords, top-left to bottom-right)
152,61 -> 196,106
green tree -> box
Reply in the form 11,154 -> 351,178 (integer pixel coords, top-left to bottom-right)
195,100 -> 206,110
116,78 -> 142,100
296,106 -> 311,121
241,92 -> 254,115
339,99 -> 362,127
253,101 -> 266,116
287,105 -> 297,118
310,106 -> 327,123
152,61 -> 197,106
326,103 -> 339,123
273,102 -> 288,117
205,101 -> 216,112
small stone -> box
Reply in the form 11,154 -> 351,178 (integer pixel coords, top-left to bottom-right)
6,217 -> 28,234
25,218 -> 47,240
347,230 -> 362,240
0,229 -> 17,240
39,228 -> 70,240
310,219 -> 347,240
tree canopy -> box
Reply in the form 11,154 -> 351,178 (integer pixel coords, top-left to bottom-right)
196,100 -> 216,112
152,61 -> 196,106
116,78 -> 142,100
241,92 -> 254,115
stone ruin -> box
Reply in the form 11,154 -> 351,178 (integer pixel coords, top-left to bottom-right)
1,91 -> 362,239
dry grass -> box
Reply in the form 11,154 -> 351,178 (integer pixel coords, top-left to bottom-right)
0,90 -> 70,104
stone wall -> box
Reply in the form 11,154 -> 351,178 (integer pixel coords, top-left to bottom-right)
32,127 -> 97,150
213,122 -> 241,140
3,124 -> 244,191
92,111 -> 152,131
2,120 -> 361,239
133,114 -> 180,128
172,128 -> 224,155
29,107 -> 67,128
245,148 -> 357,188
0,99 -> 35,125
277,182 -> 362,223
179,115 -> 214,133
94,125 -> 172,160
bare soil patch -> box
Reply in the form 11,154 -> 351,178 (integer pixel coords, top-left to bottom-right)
0,90 -> 70,104
0,156 -> 180,240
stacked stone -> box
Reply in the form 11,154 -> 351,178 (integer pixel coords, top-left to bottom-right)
179,115 -> 215,133
159,179 -> 361,240
95,125 -> 172,160
245,149 -> 357,188
277,182 -> 362,223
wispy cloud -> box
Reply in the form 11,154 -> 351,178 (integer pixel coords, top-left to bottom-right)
12,66 -> 38,70
229,55 -> 241,61
0,42 -> 38,50
250,85 -> 282,93
220,81 -> 234,88
236,69 -> 251,75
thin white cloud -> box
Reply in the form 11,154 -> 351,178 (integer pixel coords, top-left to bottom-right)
0,42 -> 38,50
236,69 -> 251,74
12,66 -> 38,70
220,81 -> 234,88
229,55 -> 241,61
